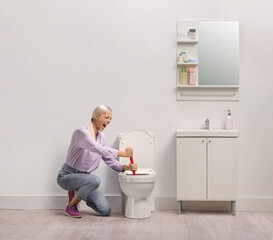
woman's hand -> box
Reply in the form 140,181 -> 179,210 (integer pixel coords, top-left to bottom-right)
118,147 -> 133,157
129,163 -> 138,172
122,163 -> 138,172
118,147 -> 137,173
124,147 -> 133,157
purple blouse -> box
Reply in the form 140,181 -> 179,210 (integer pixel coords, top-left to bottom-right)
65,123 -> 123,173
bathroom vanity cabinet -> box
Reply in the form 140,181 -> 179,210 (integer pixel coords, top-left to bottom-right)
176,130 -> 239,215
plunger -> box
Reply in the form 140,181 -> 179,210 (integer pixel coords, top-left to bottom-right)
130,157 -> 136,175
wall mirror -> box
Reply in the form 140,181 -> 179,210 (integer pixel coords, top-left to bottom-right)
176,20 -> 239,101
198,21 -> 239,85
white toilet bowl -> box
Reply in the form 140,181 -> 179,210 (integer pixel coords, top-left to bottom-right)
119,169 -> 156,218
118,130 -> 156,219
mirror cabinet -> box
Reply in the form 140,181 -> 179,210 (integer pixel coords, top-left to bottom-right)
176,20 -> 239,101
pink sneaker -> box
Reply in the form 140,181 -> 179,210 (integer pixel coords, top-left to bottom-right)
65,205 -> 82,218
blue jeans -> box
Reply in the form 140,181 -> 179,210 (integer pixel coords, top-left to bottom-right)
57,163 -> 111,216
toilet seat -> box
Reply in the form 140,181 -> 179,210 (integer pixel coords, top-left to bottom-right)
124,168 -> 155,175
119,169 -> 156,183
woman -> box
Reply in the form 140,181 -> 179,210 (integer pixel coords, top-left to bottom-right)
57,105 -> 137,218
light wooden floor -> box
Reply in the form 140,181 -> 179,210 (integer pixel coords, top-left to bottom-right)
0,210 -> 272,240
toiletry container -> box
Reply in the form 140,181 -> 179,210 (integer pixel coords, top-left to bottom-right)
179,67 -> 183,85
181,51 -> 187,63
188,67 -> 196,85
182,52 -> 188,63
225,110 -> 233,130
178,53 -> 183,63
182,67 -> 187,85
188,28 -> 197,39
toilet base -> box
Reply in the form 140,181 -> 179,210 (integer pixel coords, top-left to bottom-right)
125,196 -> 151,219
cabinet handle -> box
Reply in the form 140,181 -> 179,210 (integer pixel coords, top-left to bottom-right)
209,140 -> 211,143
202,140 -> 204,143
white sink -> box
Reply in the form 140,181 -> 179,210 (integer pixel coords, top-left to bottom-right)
176,129 -> 239,137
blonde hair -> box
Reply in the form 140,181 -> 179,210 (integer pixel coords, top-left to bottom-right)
91,105 -> 112,121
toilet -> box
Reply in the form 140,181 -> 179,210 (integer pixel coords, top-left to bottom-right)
118,130 -> 156,219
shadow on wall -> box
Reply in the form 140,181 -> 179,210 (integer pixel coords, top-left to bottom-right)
100,137 -> 121,194
154,131 -> 176,195
52,142 -> 67,194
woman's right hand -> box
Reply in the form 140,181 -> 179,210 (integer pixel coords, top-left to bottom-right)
124,147 -> 133,157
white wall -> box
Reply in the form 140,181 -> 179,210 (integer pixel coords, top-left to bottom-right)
0,0 -> 273,209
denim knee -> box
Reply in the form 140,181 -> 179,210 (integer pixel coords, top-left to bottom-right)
100,206 -> 111,216
86,199 -> 111,216
85,189 -> 111,216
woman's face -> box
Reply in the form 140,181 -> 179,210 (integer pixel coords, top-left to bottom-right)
94,110 -> 112,132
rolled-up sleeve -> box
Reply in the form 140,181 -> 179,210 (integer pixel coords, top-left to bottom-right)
102,155 -> 124,172
100,135 -> 124,172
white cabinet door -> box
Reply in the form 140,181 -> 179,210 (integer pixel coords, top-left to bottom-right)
176,138 -> 206,200
208,138 -> 238,200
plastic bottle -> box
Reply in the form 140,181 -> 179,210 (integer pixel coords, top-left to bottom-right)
181,67 -> 186,85
188,28 -> 197,39
184,52 -> 188,62
188,67 -> 196,85
181,51 -> 187,62
177,53 -> 182,63
225,110 -> 233,130
184,67 -> 187,85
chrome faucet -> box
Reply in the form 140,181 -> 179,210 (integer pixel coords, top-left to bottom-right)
205,118 -> 210,129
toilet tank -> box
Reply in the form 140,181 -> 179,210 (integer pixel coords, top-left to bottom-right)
118,130 -> 155,170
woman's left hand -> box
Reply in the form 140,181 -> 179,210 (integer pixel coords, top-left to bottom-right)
129,163 -> 138,172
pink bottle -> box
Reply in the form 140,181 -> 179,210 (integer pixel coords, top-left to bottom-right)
188,67 -> 196,85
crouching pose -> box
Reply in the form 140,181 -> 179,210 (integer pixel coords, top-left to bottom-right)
57,105 -> 137,217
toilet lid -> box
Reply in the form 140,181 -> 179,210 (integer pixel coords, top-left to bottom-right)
119,130 -> 155,169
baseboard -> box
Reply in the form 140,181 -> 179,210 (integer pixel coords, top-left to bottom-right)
236,198 -> 273,211
0,196 -> 272,211
0,195 -> 67,210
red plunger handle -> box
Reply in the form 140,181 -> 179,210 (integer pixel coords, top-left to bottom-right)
130,157 -> 136,175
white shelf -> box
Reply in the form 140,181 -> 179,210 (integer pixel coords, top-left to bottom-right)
176,85 -> 239,101
177,85 -> 239,88
177,40 -> 198,43
177,62 -> 198,66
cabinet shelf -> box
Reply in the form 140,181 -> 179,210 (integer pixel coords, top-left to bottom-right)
176,85 -> 239,101
177,85 -> 239,88
177,40 -> 198,43
177,62 -> 198,66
